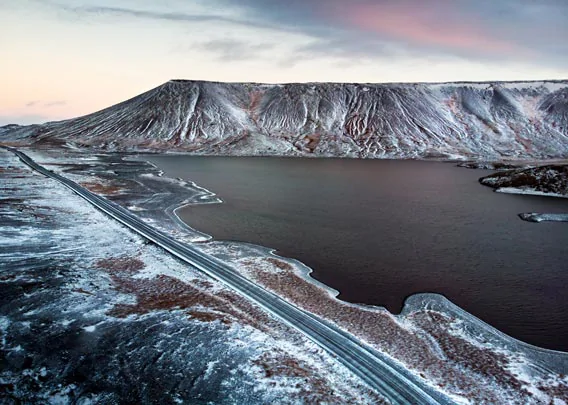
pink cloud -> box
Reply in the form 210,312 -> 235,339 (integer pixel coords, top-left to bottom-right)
333,2 -> 522,56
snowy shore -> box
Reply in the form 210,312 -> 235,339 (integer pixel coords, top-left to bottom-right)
12,148 -> 568,403
0,148 -> 384,403
479,165 -> 568,223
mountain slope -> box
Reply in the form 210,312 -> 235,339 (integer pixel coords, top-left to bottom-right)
4,79 -> 568,159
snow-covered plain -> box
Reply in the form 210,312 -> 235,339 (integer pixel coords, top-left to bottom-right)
2,79 -> 568,160
14,149 -> 568,404
0,149 -> 386,404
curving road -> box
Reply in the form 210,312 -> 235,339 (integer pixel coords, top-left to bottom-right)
5,147 -> 454,405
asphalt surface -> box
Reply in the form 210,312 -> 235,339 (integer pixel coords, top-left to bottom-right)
5,147 -> 454,405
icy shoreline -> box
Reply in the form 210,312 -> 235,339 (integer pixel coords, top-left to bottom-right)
201,241 -> 568,370
496,188 -> 568,223
518,213 -> 568,223
19,148 -> 568,402
140,155 -> 567,361
134,153 -> 568,382
30,149 -> 568,354
478,165 -> 568,223
400,294 -> 568,372
495,187 -> 568,199
128,154 -> 568,361
0,148 -> 387,403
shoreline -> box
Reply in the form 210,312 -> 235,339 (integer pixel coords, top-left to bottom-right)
16,148 -> 568,401
477,165 -> 568,222
138,154 -> 568,359
180,218 -> 568,363
495,187 -> 568,199
1,148 -> 390,404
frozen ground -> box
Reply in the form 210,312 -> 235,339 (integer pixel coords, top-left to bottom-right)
0,149 -> 385,404
11,148 -> 568,404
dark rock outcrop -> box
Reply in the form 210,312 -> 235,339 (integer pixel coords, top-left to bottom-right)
480,165 -> 568,195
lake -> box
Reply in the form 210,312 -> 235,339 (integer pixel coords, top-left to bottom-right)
146,156 -> 568,351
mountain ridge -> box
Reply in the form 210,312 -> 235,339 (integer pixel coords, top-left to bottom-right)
3,79 -> 568,160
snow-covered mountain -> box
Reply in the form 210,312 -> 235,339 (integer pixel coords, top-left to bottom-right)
3,79 -> 568,159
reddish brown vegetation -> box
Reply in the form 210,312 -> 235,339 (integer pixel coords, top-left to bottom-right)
253,351 -> 387,404
240,260 -> 542,401
80,182 -> 124,195
304,134 -> 321,152
96,257 -> 145,275
0,141 -> 28,147
538,380 -> 568,400
34,137 -> 67,148
0,166 -> 27,175
108,273 -> 229,320
254,352 -> 312,379
186,309 -> 231,324
96,256 -> 277,331
409,311 -> 529,394
266,258 -> 294,272
248,91 -> 264,124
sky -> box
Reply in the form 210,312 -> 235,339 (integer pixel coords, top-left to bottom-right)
1,0 -> 568,125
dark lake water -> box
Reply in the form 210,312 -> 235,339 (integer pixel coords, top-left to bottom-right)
146,156 -> 568,351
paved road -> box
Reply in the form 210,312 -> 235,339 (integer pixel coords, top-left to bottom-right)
5,147 -> 454,404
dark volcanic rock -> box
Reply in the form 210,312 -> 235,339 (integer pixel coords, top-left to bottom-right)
457,161 -> 532,170
479,165 -> 568,196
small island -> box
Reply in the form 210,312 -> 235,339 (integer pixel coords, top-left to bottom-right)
480,165 -> 568,222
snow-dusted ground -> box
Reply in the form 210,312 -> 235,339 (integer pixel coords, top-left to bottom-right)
479,165 -> 568,222
3,79 -> 568,160
0,149 -> 385,404
480,165 -> 568,197
14,148 -> 568,404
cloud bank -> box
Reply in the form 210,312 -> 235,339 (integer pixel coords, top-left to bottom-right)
35,0 -> 568,66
